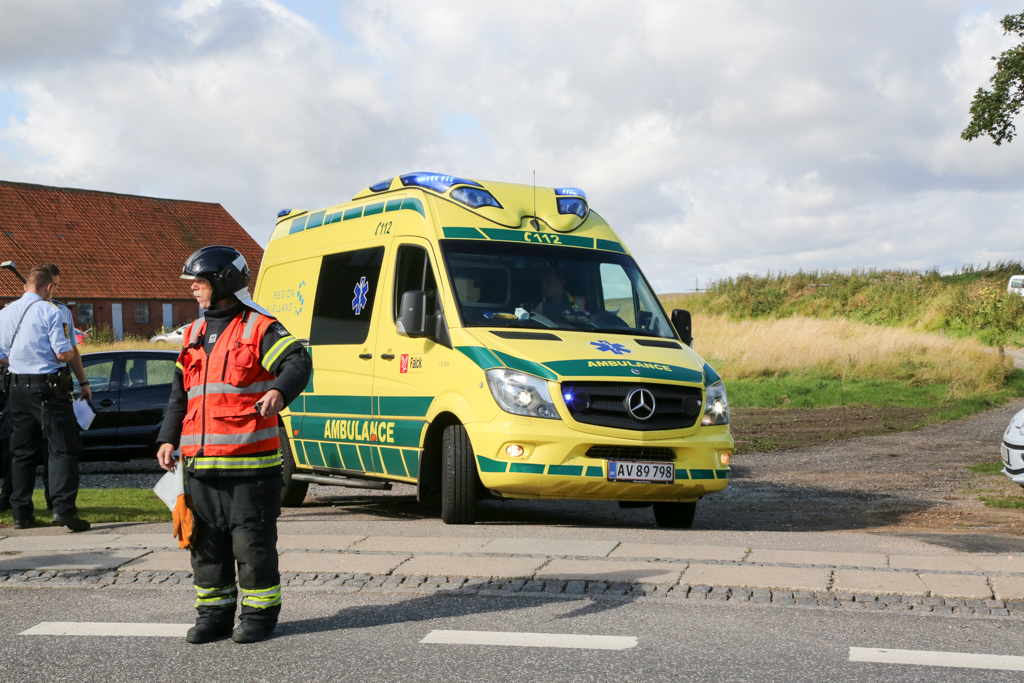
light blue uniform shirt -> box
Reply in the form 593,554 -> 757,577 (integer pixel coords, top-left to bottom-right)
0,292 -> 73,374
55,302 -> 77,348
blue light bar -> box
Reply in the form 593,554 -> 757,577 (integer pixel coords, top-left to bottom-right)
277,209 -> 291,217
400,172 -> 482,193
554,187 -> 587,199
368,178 -> 393,192
451,186 -> 502,209
557,197 -> 588,219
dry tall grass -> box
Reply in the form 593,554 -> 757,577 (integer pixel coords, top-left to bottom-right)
80,340 -> 176,353
692,314 -> 1012,396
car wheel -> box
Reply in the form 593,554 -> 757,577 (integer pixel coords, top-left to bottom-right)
440,424 -> 478,524
652,501 -> 697,529
280,427 -> 308,507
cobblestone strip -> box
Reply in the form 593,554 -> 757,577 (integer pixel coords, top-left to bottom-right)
1,568 -> 1021,617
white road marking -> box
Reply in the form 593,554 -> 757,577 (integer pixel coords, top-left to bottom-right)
420,629 -> 637,650
850,647 -> 1024,671
20,622 -> 191,637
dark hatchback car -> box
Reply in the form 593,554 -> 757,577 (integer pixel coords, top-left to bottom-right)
75,349 -> 178,461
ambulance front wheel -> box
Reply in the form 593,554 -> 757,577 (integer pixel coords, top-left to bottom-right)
653,501 -> 697,529
441,424 -> 479,524
280,428 -> 309,507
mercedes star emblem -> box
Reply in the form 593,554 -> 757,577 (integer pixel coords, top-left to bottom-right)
625,388 -> 656,420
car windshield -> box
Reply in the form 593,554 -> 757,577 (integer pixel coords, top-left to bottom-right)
439,240 -> 676,338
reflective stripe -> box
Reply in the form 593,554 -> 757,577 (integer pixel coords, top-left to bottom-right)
262,336 -> 299,371
241,584 -> 281,599
190,453 -> 283,470
176,361 -> 184,372
241,584 -> 281,609
195,584 -> 237,608
242,311 -> 259,340
180,427 -> 279,448
186,380 -> 277,402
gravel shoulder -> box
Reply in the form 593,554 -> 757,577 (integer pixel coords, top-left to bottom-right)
704,398 -> 1024,534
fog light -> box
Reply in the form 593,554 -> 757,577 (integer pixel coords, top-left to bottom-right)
506,444 -> 525,458
720,452 -> 731,466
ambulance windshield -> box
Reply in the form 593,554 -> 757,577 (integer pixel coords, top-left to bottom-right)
440,240 -> 676,339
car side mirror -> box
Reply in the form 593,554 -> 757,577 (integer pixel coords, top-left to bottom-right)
671,309 -> 693,347
397,290 -> 427,337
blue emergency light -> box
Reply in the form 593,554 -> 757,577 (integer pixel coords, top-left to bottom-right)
400,172 -> 483,193
451,186 -> 502,209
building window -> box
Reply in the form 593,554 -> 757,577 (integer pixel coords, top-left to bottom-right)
134,303 -> 150,323
78,303 -> 94,326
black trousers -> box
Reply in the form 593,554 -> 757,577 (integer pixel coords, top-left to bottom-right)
190,475 -> 282,624
1,433 -> 52,509
8,382 -> 81,520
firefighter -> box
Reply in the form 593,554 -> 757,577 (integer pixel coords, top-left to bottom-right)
156,245 -> 311,645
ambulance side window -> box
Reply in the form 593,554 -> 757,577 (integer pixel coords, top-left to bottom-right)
599,263 -> 636,327
309,247 -> 385,345
392,245 -> 438,321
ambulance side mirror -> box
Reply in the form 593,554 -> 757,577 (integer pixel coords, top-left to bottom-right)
397,290 -> 427,338
671,309 -> 693,347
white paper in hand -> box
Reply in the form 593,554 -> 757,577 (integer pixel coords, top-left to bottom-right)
153,459 -> 185,512
73,398 -> 96,430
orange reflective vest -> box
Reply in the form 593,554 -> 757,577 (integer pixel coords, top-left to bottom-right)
177,309 -> 282,475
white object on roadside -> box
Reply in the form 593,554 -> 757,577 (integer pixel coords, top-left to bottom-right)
153,459 -> 185,512
73,398 -> 96,430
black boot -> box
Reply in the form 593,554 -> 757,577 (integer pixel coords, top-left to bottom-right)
231,620 -> 276,644
186,615 -> 235,644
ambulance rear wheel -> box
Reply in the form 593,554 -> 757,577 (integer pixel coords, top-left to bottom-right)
653,501 -> 696,529
280,428 -> 309,507
441,424 -> 478,524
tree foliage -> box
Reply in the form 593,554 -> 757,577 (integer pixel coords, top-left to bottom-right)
962,12 -> 1024,145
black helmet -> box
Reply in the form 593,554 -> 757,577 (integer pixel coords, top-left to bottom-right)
181,245 -> 250,301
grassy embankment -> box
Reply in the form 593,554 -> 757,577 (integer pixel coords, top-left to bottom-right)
660,260 -> 1024,419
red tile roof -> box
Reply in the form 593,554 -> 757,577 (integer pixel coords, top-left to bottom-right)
0,180 -> 263,299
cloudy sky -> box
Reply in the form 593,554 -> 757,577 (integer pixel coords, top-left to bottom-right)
1,0 -> 1023,292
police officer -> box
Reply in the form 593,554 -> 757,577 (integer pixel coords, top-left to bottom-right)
0,266 -> 88,530
156,246 -> 311,645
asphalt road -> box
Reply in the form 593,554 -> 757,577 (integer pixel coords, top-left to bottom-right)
4,586 -> 1024,682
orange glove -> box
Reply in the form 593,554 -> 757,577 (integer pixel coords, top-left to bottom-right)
172,494 -> 196,550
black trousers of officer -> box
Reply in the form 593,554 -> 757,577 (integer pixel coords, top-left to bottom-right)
190,475 -> 282,625
8,380 -> 81,520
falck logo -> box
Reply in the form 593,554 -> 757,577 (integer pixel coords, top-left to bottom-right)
400,354 -> 409,373
591,340 -> 631,355
625,388 -> 656,420
352,277 -> 369,315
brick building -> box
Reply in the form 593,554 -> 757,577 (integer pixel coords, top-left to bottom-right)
0,181 -> 263,339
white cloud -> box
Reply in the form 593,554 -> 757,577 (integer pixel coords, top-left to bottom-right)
0,0 -> 1023,290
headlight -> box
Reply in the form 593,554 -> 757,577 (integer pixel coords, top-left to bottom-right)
701,380 -> 729,426
485,369 -> 561,420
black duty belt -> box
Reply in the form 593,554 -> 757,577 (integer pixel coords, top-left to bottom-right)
10,373 -> 58,384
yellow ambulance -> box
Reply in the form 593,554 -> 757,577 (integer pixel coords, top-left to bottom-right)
255,172 -> 733,527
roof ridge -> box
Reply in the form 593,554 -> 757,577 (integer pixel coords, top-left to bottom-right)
0,179 -> 222,207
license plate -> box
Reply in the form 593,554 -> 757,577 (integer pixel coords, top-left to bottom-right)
1002,444 -> 1011,466
608,461 -> 675,483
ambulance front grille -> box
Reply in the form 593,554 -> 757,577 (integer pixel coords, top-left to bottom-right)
561,381 -> 703,431
586,445 -> 675,461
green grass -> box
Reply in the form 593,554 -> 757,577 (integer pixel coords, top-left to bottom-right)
979,496 -> 1024,510
728,369 -> 1024,414
0,488 -> 171,526
968,461 -> 1006,475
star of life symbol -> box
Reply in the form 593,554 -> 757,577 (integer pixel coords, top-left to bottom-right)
591,340 -> 630,355
352,277 -> 369,315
